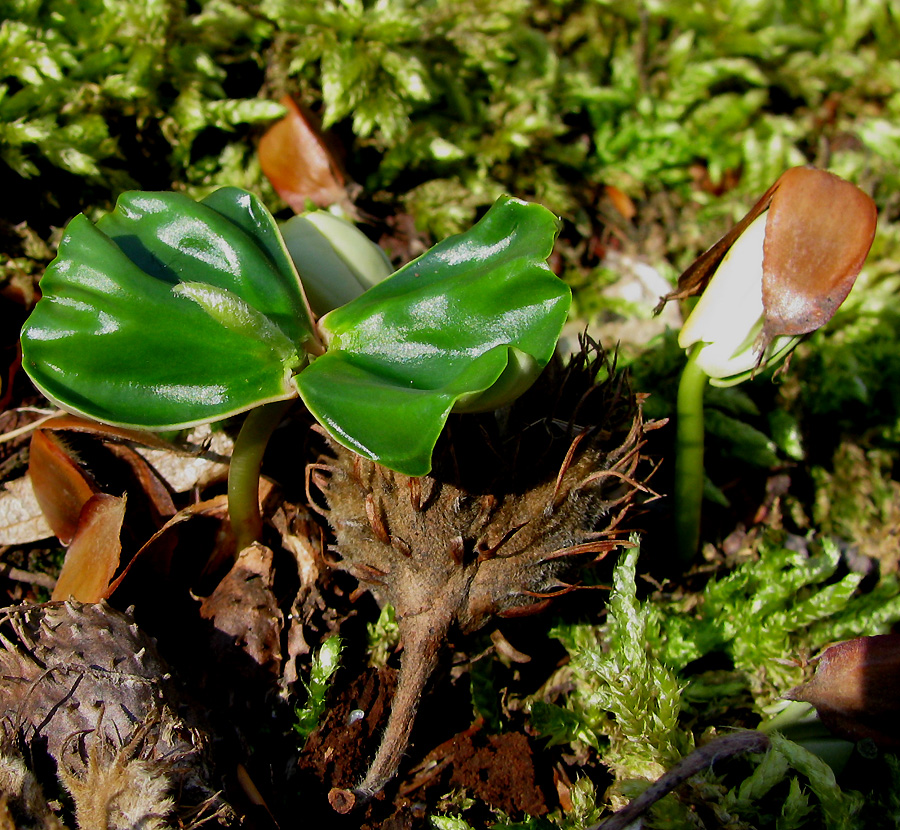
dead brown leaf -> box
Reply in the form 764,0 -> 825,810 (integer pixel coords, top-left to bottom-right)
27,414 -> 182,450
258,95 -> 354,214
105,495 -> 230,598
105,444 -> 176,522
0,475 -> 53,545
199,542 -> 283,677
28,429 -> 97,545
604,185 -> 636,221
270,506 -> 324,686
135,424 -> 232,494
51,494 -> 126,602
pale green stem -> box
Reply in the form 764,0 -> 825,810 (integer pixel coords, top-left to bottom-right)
675,345 -> 709,566
759,700 -> 855,773
759,700 -> 815,734
228,398 -> 294,552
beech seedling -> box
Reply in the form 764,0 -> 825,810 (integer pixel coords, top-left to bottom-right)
19,189 -> 654,808
20,187 -> 570,548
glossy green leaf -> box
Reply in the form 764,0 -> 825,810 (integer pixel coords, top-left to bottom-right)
296,196 -> 569,475
21,188 -> 315,428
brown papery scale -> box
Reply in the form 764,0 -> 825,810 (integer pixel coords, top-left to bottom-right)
655,166 -> 877,342
759,166 -> 877,348
310,338 -> 658,812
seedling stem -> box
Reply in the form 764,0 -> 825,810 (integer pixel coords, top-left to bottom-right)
229,398 -> 295,551
675,344 -> 708,565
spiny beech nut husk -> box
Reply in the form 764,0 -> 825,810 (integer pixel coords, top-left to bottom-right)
309,338 -> 656,808
0,600 -> 231,823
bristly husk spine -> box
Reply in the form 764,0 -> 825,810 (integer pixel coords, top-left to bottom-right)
308,337 -> 658,811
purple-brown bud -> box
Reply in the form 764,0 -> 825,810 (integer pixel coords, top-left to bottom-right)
785,633 -> 900,747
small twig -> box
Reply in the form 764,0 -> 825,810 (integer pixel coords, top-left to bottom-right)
0,409 -> 63,444
591,731 -> 770,830
0,562 -> 57,590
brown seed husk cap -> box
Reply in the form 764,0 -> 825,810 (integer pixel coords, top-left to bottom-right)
310,338 -> 657,805
656,167 -> 877,361
785,633 -> 900,747
760,167 -> 877,342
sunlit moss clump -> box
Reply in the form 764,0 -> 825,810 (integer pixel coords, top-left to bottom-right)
0,0 -> 283,191
551,546 -> 692,781
8,0 -> 900,247
529,540 -> 900,828
294,636 -> 343,743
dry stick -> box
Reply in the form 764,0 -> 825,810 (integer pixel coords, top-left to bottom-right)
591,730 -> 770,830
0,410 -> 62,444
328,610 -> 445,814
0,562 -> 57,590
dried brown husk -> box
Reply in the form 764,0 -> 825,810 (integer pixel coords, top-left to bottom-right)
309,338 -> 658,809
785,633 -> 900,747
0,601 -> 235,828
656,166 -> 877,359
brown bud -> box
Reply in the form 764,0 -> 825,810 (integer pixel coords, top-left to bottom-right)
785,633 -> 900,746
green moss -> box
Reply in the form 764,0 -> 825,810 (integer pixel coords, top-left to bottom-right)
524,539 -> 900,828
293,635 -> 342,742
550,545 -> 693,780
6,0 -> 900,265
0,0 -> 282,191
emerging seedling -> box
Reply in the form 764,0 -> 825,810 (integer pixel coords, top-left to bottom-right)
657,167 -> 877,563
19,188 -> 659,806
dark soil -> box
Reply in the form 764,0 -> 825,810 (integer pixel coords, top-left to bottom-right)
296,660 -> 554,827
